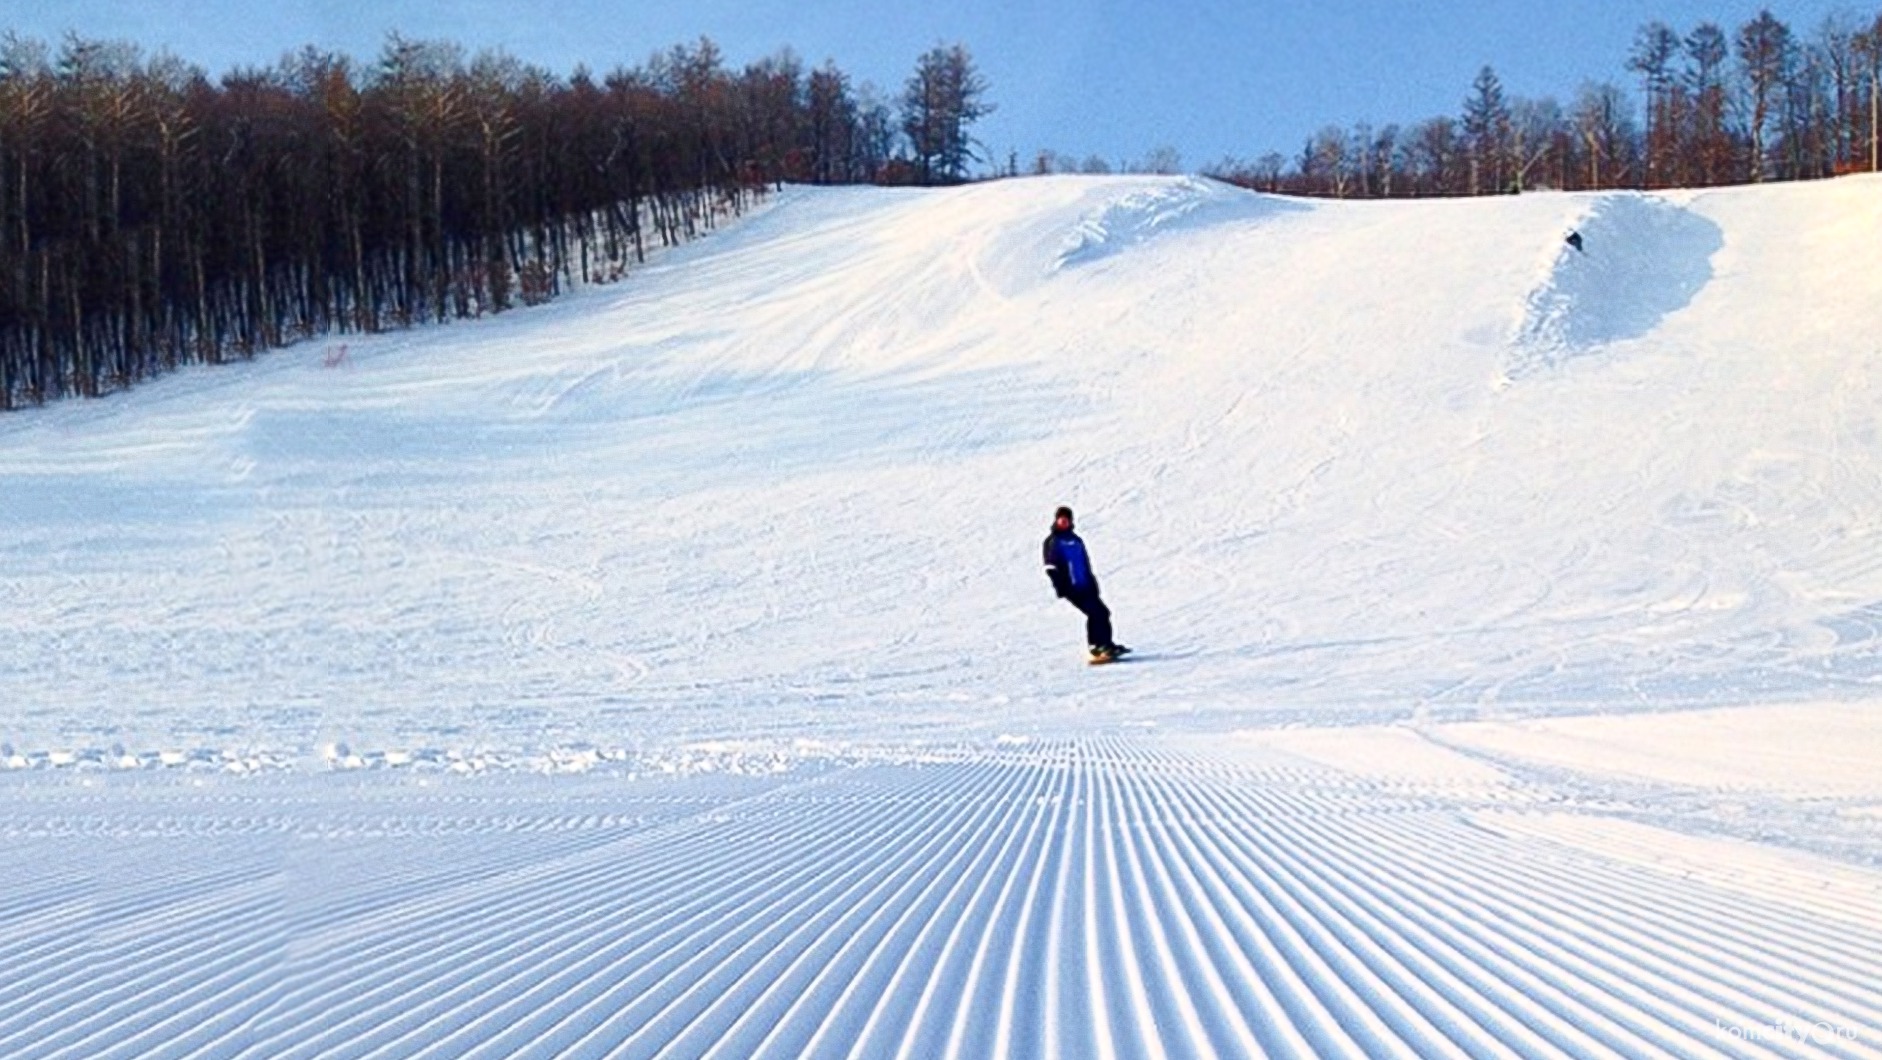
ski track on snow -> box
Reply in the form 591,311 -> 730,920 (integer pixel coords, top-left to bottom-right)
2,742 -> 1877,1059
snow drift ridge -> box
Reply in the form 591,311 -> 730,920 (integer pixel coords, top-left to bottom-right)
1510,193 -> 1722,378
1054,176 -> 1302,270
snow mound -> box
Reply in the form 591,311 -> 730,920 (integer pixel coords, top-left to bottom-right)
1055,176 -> 1299,269
1510,193 -> 1722,378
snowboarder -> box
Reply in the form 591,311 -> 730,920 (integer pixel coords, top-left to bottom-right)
1566,230 -> 1584,253
1043,506 -> 1130,663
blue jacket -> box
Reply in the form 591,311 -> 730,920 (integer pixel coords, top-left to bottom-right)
1043,530 -> 1097,598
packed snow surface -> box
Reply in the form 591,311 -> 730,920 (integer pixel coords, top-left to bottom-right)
3,174 -> 1881,1056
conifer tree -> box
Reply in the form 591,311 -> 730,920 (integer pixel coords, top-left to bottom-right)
900,44 -> 991,185
1462,65 -> 1512,194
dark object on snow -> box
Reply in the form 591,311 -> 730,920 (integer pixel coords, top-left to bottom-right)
1043,507 -> 1126,659
1566,230 -> 1584,253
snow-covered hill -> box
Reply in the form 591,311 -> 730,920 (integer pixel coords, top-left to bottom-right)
6,174 -> 1882,755
3,175 -> 1880,1057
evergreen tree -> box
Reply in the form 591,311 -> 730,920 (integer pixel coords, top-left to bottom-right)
900,44 -> 991,185
1462,65 -> 1512,194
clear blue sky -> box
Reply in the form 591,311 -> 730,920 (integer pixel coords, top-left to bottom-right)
3,0 -> 1868,170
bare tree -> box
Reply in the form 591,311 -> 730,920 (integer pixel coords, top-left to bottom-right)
805,61 -> 857,183
1406,116 -> 1461,196
1367,124 -> 1401,197
1776,35 -> 1833,179
1628,22 -> 1684,186
1572,81 -> 1636,189
1684,23 -> 1734,184
1737,9 -> 1797,182
1819,14 -> 1863,171
1860,14 -> 1882,171
1300,125 -> 1351,196
1,30 -> 907,410
1507,96 -> 1565,191
1131,144 -> 1182,175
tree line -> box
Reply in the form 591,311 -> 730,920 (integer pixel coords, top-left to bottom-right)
0,32 -> 992,409
1190,7 -> 1882,198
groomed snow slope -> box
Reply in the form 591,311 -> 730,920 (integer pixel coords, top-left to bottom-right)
2,175 -> 1880,1057
7,176 -> 1882,756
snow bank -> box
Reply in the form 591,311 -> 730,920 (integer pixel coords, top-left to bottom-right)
1054,175 -> 1301,269
1510,192 -> 1722,379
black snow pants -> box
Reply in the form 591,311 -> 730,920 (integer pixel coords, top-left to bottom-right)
1064,586 -> 1113,649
